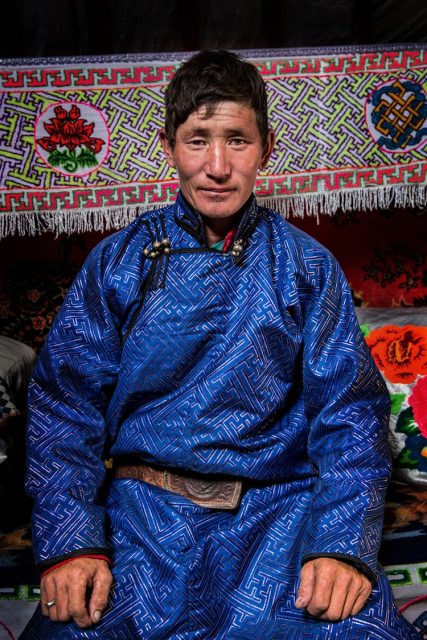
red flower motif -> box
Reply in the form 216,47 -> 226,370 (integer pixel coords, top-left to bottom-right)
32,316 -> 47,330
27,289 -> 41,303
85,138 -> 104,153
365,324 -> 427,383
37,104 -> 105,153
409,376 -> 427,438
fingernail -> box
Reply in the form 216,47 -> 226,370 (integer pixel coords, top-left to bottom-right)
295,596 -> 306,607
92,610 -> 101,623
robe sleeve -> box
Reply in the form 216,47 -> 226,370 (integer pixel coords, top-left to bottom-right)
299,255 -> 391,578
25,243 -> 123,570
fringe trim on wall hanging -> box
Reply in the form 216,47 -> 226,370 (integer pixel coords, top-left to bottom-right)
1,45 -> 426,237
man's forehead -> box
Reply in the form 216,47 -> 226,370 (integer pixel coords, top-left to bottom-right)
194,100 -> 251,115
181,100 -> 257,126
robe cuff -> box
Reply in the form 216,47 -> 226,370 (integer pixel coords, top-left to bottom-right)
301,553 -> 376,584
38,548 -> 111,577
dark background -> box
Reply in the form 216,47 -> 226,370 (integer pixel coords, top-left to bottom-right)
1,0 -> 426,59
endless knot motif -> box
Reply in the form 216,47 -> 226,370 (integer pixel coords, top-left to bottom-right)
366,79 -> 427,152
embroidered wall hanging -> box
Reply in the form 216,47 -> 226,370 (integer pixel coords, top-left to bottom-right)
0,45 -> 426,237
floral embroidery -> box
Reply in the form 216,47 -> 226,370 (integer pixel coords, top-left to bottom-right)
362,321 -> 427,476
362,244 -> 425,293
0,257 -> 79,352
32,316 -> 47,330
394,405 -> 427,472
27,289 -> 41,303
409,375 -> 427,438
36,104 -> 106,173
396,433 -> 427,472
365,324 -> 427,383
390,392 -> 406,416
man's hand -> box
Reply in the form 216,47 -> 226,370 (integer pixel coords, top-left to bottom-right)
41,558 -> 112,628
295,557 -> 372,621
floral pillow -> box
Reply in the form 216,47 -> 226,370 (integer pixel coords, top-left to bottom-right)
0,260 -> 78,353
0,375 -> 19,428
356,308 -> 427,487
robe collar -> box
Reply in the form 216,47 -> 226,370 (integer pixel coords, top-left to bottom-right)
173,190 -> 260,247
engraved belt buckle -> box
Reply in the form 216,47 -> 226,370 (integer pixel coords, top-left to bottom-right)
164,472 -> 242,509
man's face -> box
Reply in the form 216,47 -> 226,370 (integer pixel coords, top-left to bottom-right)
160,101 -> 274,222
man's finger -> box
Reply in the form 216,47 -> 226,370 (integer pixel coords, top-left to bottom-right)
350,581 -> 372,617
51,574 -> 71,622
67,566 -> 93,628
88,564 -> 113,624
304,565 -> 334,617
295,561 -> 315,608
318,571 -> 353,621
328,574 -> 372,620
41,576 -> 59,621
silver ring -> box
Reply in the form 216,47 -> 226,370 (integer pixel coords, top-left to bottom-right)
45,599 -> 56,609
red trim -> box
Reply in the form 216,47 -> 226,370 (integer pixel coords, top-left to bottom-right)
222,227 -> 238,252
0,620 -> 15,640
41,554 -> 111,578
399,594 -> 427,613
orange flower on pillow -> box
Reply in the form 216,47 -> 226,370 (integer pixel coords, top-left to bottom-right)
365,324 -> 427,383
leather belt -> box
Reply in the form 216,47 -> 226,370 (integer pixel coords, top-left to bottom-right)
114,463 -> 242,509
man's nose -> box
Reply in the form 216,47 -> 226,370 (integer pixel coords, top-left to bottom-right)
205,143 -> 230,180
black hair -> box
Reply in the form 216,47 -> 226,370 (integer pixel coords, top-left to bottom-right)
164,50 -> 269,149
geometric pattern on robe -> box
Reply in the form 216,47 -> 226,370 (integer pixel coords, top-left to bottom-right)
21,193 -> 421,638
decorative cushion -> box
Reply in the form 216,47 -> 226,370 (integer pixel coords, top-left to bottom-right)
0,336 -> 36,409
0,376 -> 19,464
0,378 -> 19,465
356,308 -> 427,486
0,376 -> 18,427
380,479 -> 427,602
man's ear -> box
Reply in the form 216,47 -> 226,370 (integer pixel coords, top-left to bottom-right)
159,129 -> 175,167
260,128 -> 275,170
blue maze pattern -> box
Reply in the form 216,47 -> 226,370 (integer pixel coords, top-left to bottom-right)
21,193 -> 419,638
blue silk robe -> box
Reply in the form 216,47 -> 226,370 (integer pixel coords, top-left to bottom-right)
22,193 -> 419,639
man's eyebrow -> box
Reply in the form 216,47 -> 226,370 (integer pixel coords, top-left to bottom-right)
185,127 -> 210,137
184,127 -> 250,137
224,128 -> 249,137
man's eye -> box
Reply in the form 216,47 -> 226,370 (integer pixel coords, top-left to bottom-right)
230,138 -> 246,145
189,139 -> 206,146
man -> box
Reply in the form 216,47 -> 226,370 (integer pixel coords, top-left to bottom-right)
21,51 -> 418,639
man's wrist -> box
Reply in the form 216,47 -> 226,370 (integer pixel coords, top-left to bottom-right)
40,553 -> 111,578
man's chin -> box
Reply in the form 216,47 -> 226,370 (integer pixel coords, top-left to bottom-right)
193,192 -> 243,219
198,206 -> 240,220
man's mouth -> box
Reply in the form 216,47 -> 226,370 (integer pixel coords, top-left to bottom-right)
198,187 -> 236,195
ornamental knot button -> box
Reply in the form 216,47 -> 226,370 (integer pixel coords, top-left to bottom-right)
231,240 -> 243,257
